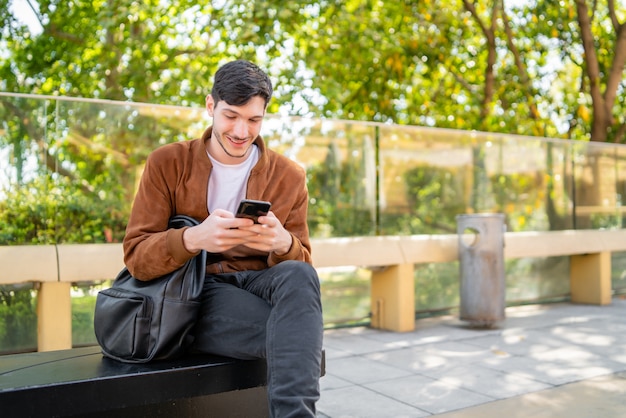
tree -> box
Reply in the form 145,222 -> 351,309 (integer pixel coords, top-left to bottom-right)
4,1 -> 626,142
271,1 -> 626,143
575,0 -> 626,143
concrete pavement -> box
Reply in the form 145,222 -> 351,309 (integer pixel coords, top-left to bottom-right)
317,297 -> 626,417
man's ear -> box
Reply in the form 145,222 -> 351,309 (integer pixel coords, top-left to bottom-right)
205,95 -> 215,117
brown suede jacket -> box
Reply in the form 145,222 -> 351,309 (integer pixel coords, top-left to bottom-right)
123,127 -> 312,280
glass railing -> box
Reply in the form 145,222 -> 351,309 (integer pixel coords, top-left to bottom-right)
2,93 -> 626,352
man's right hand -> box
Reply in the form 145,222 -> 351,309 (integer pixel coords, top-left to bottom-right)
182,209 -> 256,253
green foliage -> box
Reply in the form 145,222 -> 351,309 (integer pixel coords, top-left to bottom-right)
3,1 -> 626,142
277,1 -> 626,142
319,267 -> 371,326
0,285 -> 37,353
71,288 -> 97,346
415,262 -> 460,312
0,175 -> 126,245
306,140 -> 376,237
402,165 -> 466,234
0,0 -> 290,106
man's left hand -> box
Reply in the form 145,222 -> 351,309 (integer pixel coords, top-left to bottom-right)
239,211 -> 292,255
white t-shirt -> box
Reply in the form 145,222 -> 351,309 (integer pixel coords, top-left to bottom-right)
206,145 -> 259,214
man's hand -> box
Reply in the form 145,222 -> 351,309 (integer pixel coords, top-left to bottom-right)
182,210 -> 292,255
238,211 -> 293,255
182,209 -> 257,253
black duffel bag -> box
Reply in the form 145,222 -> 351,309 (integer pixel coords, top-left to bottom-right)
94,215 -> 206,363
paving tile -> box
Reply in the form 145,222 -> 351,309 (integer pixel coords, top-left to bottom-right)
364,374 -> 495,415
462,327 -> 597,357
428,373 -> 626,418
318,299 -> 626,417
420,363 -> 552,399
317,385 -> 430,418
319,373 -> 353,391
480,353 -> 625,386
324,355 -> 413,385
323,329 -> 392,356
358,320 -> 498,348
363,340 -> 499,374
322,345 -> 355,361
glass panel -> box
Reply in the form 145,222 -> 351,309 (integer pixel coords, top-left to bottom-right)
0,284 -> 38,354
262,118 -> 378,238
0,95 -> 51,353
318,267 -> 371,326
414,257 -> 570,315
377,126 -> 578,235
505,257 -> 570,304
415,262 -> 460,313
0,95 -> 54,245
4,93 -> 626,350
52,100 -> 207,244
573,143 -> 625,229
71,282 -> 102,347
378,125 -> 470,235
612,251 -> 626,294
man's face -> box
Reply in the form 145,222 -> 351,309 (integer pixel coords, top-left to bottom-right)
205,95 -> 266,165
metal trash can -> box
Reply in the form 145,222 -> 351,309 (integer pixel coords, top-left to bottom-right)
456,213 -> 506,328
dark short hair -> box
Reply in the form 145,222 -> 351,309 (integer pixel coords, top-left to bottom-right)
211,60 -> 273,108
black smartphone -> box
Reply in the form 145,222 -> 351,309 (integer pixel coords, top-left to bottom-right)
235,199 -> 272,223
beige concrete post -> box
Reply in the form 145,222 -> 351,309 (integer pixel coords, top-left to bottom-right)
37,281 -> 73,351
570,252 -> 612,305
370,263 -> 415,332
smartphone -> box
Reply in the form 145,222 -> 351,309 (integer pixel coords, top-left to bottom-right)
235,199 -> 272,223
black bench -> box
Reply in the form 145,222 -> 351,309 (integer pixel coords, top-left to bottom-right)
0,345 -> 324,417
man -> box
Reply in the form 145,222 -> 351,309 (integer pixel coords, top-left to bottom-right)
123,60 -> 323,417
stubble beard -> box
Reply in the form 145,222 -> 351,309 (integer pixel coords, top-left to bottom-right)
213,130 -> 251,159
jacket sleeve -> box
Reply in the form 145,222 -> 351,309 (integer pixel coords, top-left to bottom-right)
122,150 -> 198,281
267,167 -> 312,266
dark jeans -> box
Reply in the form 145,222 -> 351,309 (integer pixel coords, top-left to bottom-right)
190,260 -> 323,418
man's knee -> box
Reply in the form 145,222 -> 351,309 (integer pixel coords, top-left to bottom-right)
275,260 -> 319,286
267,261 -> 320,305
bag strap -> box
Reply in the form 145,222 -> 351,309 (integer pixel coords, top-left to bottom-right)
167,215 -> 206,298
168,215 -> 200,229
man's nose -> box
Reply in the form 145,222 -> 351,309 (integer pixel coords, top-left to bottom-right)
233,119 -> 248,139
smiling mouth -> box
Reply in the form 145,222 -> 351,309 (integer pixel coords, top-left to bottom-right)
227,135 -> 248,146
